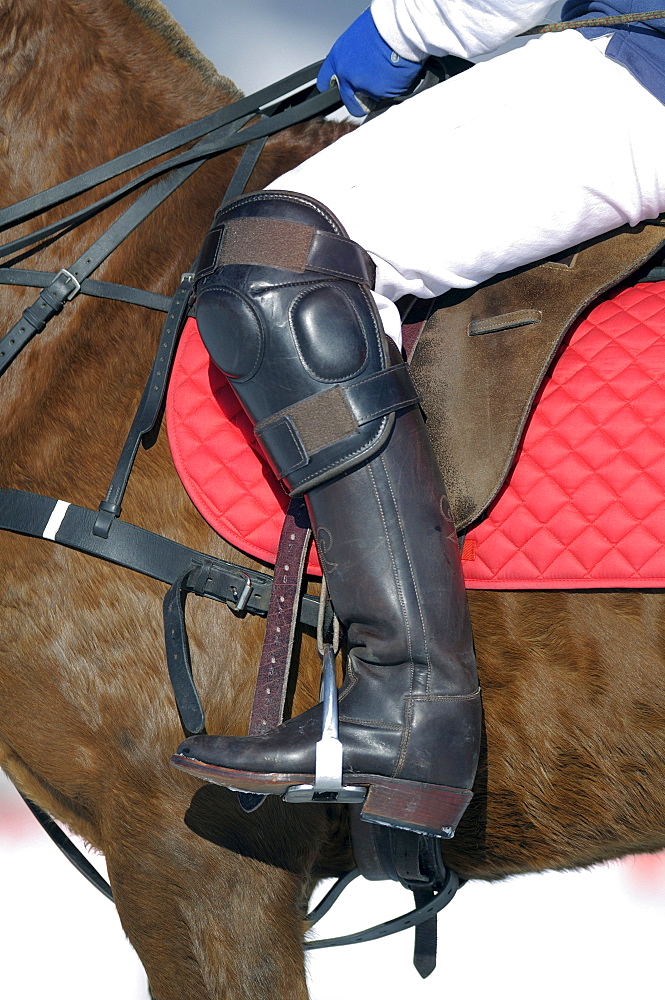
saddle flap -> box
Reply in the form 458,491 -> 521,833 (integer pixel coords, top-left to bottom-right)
410,220 -> 665,530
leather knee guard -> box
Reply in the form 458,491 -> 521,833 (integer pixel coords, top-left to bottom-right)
193,190 -> 420,496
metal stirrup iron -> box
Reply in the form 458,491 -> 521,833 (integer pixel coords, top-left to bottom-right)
284,584 -> 365,804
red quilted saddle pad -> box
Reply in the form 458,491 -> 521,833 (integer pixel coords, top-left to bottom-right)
166,281 -> 665,588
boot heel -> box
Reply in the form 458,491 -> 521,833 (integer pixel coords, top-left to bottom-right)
360,777 -> 472,839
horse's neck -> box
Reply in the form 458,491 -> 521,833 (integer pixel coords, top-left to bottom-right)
0,0 -> 240,462
1,0 -> 239,182
0,0 -> 242,284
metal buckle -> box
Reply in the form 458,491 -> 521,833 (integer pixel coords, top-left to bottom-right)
230,573 -> 253,613
54,268 -> 81,301
283,644 -> 366,804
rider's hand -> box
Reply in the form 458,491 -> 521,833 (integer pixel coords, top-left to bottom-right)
317,7 -> 422,117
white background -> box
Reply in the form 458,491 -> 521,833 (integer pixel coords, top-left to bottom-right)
2,3 -> 663,999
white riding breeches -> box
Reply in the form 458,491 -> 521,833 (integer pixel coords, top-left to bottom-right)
266,29 -> 665,347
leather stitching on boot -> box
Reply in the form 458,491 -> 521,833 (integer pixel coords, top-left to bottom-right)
294,414 -> 391,491
409,690 -> 481,702
367,460 -> 415,688
338,716 -> 402,730
337,658 -> 359,704
394,695 -> 415,778
230,191 -> 344,235
381,452 -> 432,695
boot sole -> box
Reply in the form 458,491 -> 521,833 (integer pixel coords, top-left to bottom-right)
171,753 -> 471,838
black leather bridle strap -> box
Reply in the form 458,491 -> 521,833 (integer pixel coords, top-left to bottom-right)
0,267 -> 171,312
93,274 -> 195,537
0,61 -> 327,233
0,90 -> 338,265
219,134 -> 269,209
0,154 -> 206,378
0,116 -> 248,263
0,93 -> 341,379
0,105 -> 251,377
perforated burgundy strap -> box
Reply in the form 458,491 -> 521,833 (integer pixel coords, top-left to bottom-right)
248,497 -> 312,734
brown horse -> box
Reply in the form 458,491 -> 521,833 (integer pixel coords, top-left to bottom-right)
1,2 -> 665,998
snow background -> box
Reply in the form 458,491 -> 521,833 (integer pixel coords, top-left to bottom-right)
2,3 -> 663,999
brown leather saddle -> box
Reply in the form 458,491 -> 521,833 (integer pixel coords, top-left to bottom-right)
409,219 -> 665,531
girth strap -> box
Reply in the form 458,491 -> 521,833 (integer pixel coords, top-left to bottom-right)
0,488 -> 325,630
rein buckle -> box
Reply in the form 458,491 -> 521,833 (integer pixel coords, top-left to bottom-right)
54,268 -> 81,301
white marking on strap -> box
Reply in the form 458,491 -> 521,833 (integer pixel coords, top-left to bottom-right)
43,500 -> 70,540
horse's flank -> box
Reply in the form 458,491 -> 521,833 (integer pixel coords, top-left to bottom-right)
0,1 -> 664,997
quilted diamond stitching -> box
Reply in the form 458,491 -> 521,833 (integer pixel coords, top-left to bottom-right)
166,286 -> 665,588
462,282 -> 665,588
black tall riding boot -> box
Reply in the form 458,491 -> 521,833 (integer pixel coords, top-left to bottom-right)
172,191 -> 481,838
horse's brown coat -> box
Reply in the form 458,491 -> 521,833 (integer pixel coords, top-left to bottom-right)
0,3 -> 664,998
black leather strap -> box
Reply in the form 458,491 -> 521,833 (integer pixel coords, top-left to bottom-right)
18,792 -> 114,902
0,62 -> 330,235
93,274 -> 194,536
0,488 -> 326,629
307,230 -> 376,285
412,889 -> 438,979
0,154 -> 205,376
163,565 -> 209,736
0,267 -> 171,313
255,363 -> 421,482
304,865 -> 460,951
0,270 -> 79,377
0,91 -> 339,266
197,218 -> 375,287
344,363 -> 421,425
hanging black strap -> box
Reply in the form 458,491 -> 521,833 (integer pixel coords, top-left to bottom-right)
304,865 -> 460,951
412,889 -> 438,978
18,792 -> 114,902
93,273 -> 194,537
163,565 -> 209,736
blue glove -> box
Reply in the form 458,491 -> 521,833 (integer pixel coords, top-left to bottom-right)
317,7 -> 422,117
